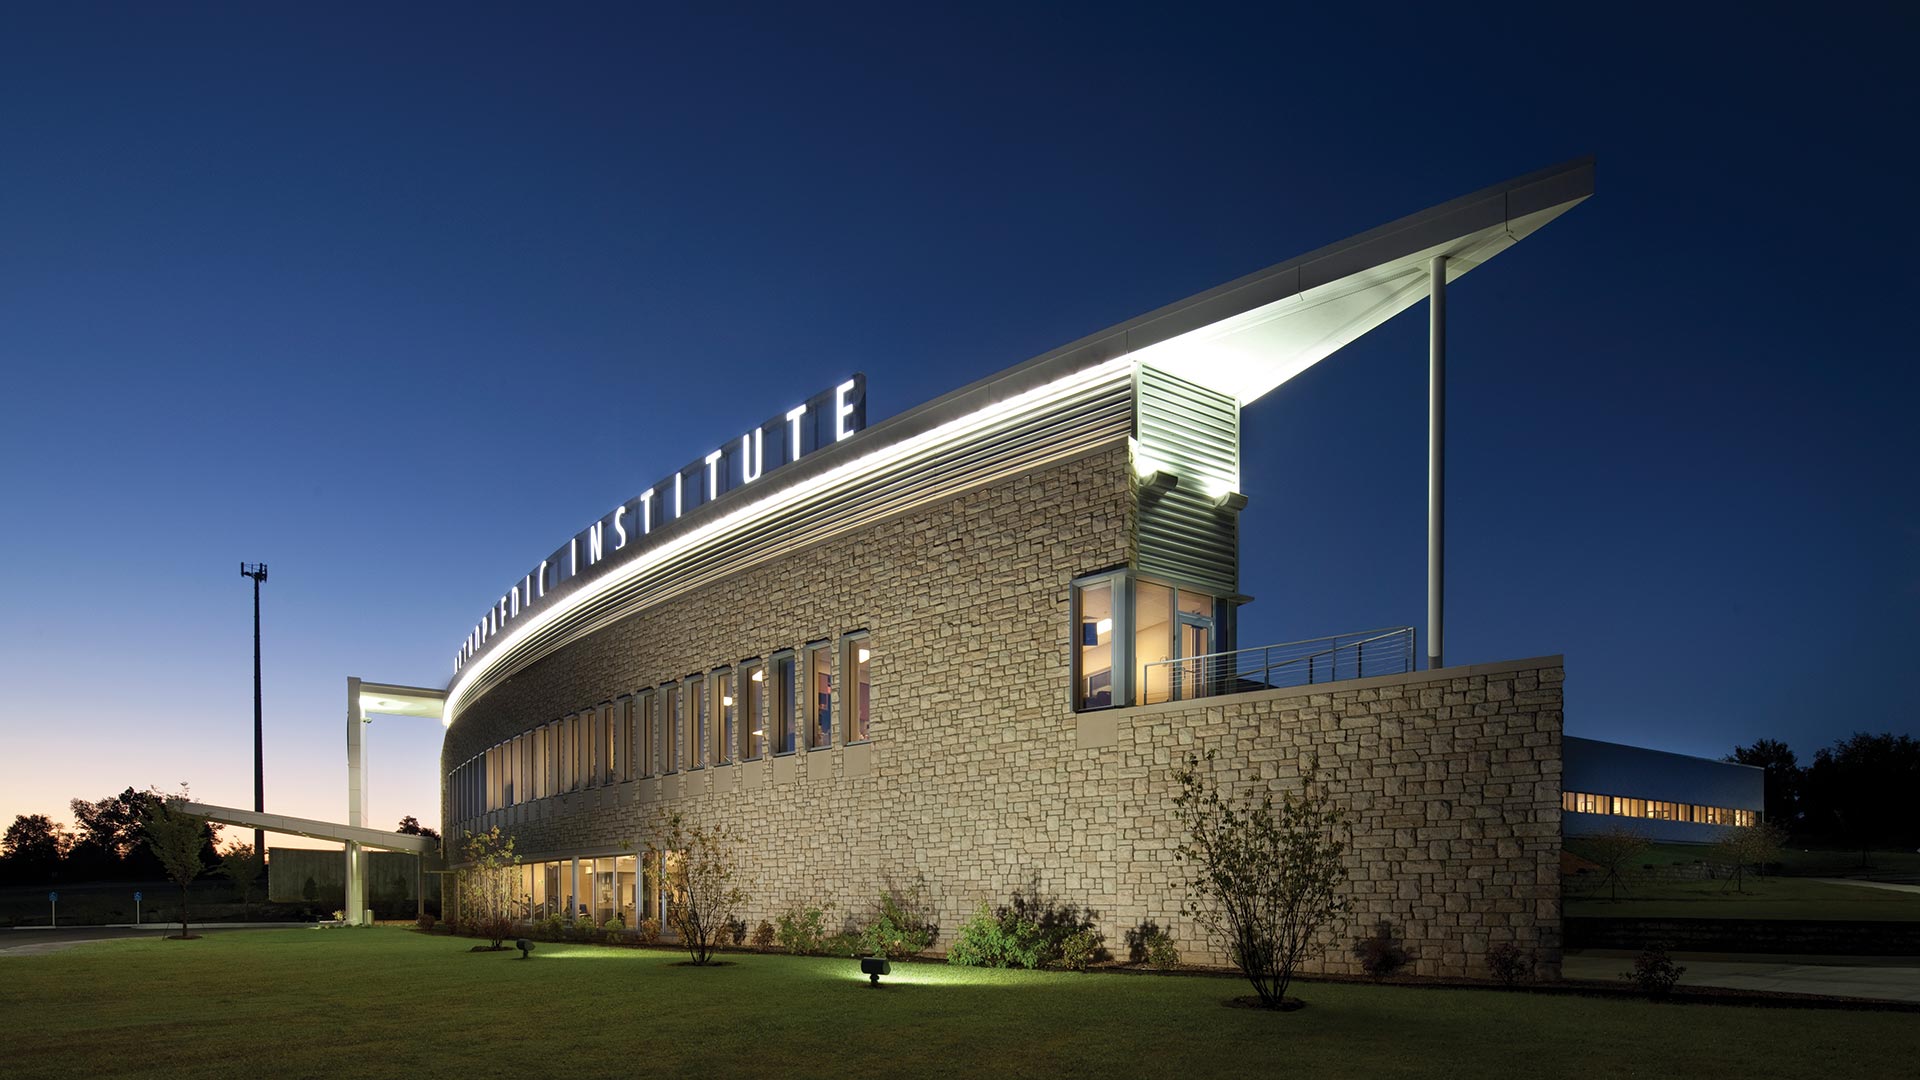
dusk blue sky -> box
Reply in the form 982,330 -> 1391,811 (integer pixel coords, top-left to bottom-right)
2,5 -> 1913,841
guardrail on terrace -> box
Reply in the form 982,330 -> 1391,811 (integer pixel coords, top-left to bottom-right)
1139,626 -> 1415,704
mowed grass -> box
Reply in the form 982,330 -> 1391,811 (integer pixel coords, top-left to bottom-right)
4,930 -> 1917,1080
1565,874 -> 1920,920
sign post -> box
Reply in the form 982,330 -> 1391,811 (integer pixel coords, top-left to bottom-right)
49,890 -> 58,928
135,891 -> 143,925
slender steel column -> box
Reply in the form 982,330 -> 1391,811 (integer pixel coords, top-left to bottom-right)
240,563 -> 269,854
1427,256 -> 1446,671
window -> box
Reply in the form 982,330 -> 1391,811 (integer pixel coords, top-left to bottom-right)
602,704 -> 617,784
587,709 -> 602,787
1074,578 -> 1115,710
771,651 -> 796,754
845,634 -> 871,742
689,674 -> 707,769
742,661 -> 765,760
664,683 -> 680,773
619,698 -> 635,781
501,742 -> 514,807
643,690 -> 659,776
807,642 -> 833,750
714,669 -> 734,766
1133,579 -> 1171,705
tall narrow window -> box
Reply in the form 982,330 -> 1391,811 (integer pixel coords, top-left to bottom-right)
602,704 -> 617,784
643,690 -> 659,776
558,717 -> 572,792
587,709 -> 602,788
1076,580 -> 1116,710
807,642 -> 834,750
771,652 -> 796,755
742,661 -> 765,760
689,674 -> 707,769
845,634 -> 871,742
714,669 -> 734,766
665,683 -> 681,773
619,698 -> 634,781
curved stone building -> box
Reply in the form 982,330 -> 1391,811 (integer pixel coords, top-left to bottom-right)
435,158 -> 1593,977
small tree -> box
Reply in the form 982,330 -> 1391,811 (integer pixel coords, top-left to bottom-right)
219,843 -> 266,919
650,811 -> 746,965
1713,821 -> 1785,893
1171,751 -> 1349,1009
455,826 -> 525,948
1581,827 -> 1650,902
144,799 -> 212,940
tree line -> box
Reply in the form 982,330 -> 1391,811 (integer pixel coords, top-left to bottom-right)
0,786 -> 440,887
1728,731 -> 1920,854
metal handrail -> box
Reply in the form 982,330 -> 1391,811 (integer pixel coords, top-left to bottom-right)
1139,626 -> 1415,704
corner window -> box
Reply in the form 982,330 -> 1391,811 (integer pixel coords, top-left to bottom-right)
845,633 -> 871,743
807,641 -> 834,750
1074,579 -> 1116,710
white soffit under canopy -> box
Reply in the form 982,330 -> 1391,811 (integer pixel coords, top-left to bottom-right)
357,682 -> 446,721
1120,157 -> 1594,404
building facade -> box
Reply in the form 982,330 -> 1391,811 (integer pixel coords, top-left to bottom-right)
438,159 -> 1596,978
1561,736 -> 1763,844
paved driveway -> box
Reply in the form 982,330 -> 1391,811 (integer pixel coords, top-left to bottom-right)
1564,949 -> 1920,1003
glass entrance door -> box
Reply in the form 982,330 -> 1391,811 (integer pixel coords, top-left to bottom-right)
1175,614 -> 1214,699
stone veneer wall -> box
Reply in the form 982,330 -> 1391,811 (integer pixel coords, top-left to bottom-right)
444,444 -> 1565,980
1078,658 -> 1565,978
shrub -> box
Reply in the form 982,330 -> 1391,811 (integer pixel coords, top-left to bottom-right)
822,931 -> 863,956
415,914 -> 437,933
540,912 -> 567,940
1623,943 -> 1685,998
605,915 -> 626,934
946,903 -> 1050,969
1125,920 -> 1181,969
859,878 -> 938,958
1057,928 -> 1105,971
635,917 -> 661,944
1144,930 -> 1181,971
651,811 -> 748,965
1171,752 -> 1349,1009
1485,942 -> 1532,987
751,919 -> 776,950
454,827 -> 526,948
1351,920 -> 1414,980
302,876 -> 319,902
725,916 -> 747,946
774,905 -> 831,955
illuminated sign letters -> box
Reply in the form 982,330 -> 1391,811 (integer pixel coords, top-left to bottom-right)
454,376 -> 866,673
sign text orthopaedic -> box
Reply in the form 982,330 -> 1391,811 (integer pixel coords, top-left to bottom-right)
453,377 -> 866,675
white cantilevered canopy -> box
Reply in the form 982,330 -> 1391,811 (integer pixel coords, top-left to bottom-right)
1117,156 -> 1593,405
344,678 -> 447,924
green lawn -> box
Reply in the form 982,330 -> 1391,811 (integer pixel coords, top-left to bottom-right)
1566,875 -> 1920,921
2,929 -> 1916,1080
1564,842 -> 1920,920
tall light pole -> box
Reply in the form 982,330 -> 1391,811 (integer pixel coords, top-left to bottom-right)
240,562 -> 269,855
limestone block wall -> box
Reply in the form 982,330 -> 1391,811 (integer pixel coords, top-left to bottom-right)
443,443 -> 1564,981
1077,658 -> 1565,979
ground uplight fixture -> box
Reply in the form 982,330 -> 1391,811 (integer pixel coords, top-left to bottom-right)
859,955 -> 891,985
516,938 -> 534,959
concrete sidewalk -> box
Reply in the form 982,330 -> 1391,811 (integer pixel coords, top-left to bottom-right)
1564,948 -> 1920,1003
1813,878 -> 1920,895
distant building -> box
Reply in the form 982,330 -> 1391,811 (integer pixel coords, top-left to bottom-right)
1562,736 -> 1763,843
